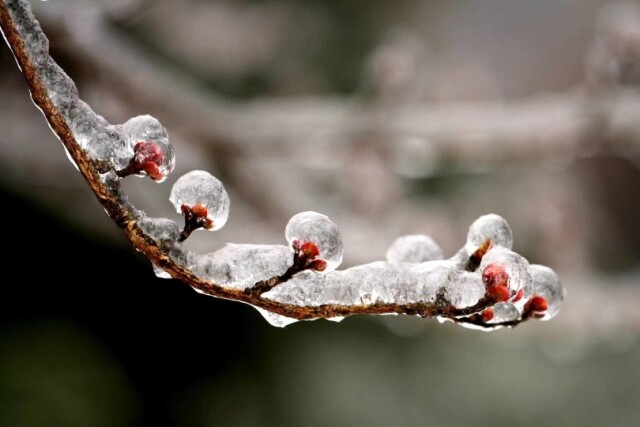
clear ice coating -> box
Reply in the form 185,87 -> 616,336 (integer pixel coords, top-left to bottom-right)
486,302 -> 521,323
169,170 -> 230,231
122,115 -> 176,180
479,246 -> 532,296
285,211 -> 343,270
263,261 -> 485,309
386,234 -> 444,263
193,244 -> 292,290
528,264 -> 565,320
465,213 -> 513,253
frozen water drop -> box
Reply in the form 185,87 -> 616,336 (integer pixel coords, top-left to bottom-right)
285,211 -> 343,270
466,214 -> 513,253
152,263 -> 172,279
121,115 -> 175,181
386,234 -> 443,263
528,264 -> 565,320
170,170 -> 230,231
254,306 -> 298,328
480,246 -> 531,296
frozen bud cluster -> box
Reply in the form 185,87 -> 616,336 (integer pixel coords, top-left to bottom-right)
386,234 -> 444,263
194,244 -> 292,289
480,246 -> 532,300
527,265 -> 565,320
465,214 -> 513,253
285,211 -> 343,271
118,115 -> 175,181
170,171 -> 230,240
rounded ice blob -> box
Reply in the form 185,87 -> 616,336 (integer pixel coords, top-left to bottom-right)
528,264 -> 565,320
121,115 -> 175,181
169,170 -> 230,231
285,211 -> 343,271
386,234 -> 443,263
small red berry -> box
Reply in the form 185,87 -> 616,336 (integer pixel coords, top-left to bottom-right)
487,284 -> 510,302
525,295 -> 548,312
309,259 -> 327,271
511,289 -> 524,303
481,308 -> 494,322
300,241 -> 320,259
191,203 -> 208,218
133,142 -> 165,181
482,263 -> 509,288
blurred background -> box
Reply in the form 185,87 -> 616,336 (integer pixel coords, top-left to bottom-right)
2,0 -> 640,425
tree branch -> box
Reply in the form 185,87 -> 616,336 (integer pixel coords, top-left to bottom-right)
0,0 -> 563,329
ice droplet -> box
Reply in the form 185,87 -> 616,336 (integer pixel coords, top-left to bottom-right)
285,211 -> 343,270
528,264 -> 565,320
170,171 -> 230,231
122,115 -> 175,180
386,234 -> 444,263
152,263 -> 172,279
479,246 -> 532,295
465,213 -> 513,253
194,244 -> 292,290
254,307 -> 298,328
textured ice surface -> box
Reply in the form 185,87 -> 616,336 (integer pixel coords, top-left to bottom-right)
487,302 -> 520,323
285,211 -> 343,270
528,264 -> 565,320
122,115 -> 175,179
263,260 -> 485,309
68,100 -> 108,150
479,246 -> 532,296
40,59 -> 78,114
386,234 -> 444,263
465,213 -> 513,253
194,244 -> 292,289
138,217 -> 181,242
170,170 -> 230,231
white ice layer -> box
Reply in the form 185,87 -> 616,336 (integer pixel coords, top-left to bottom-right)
386,234 -> 444,263
528,264 -> 565,320
285,211 -> 343,270
263,261 -> 485,308
193,244 -> 292,290
170,170 -> 230,230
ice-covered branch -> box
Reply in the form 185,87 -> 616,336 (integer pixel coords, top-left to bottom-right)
0,0 -> 565,329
